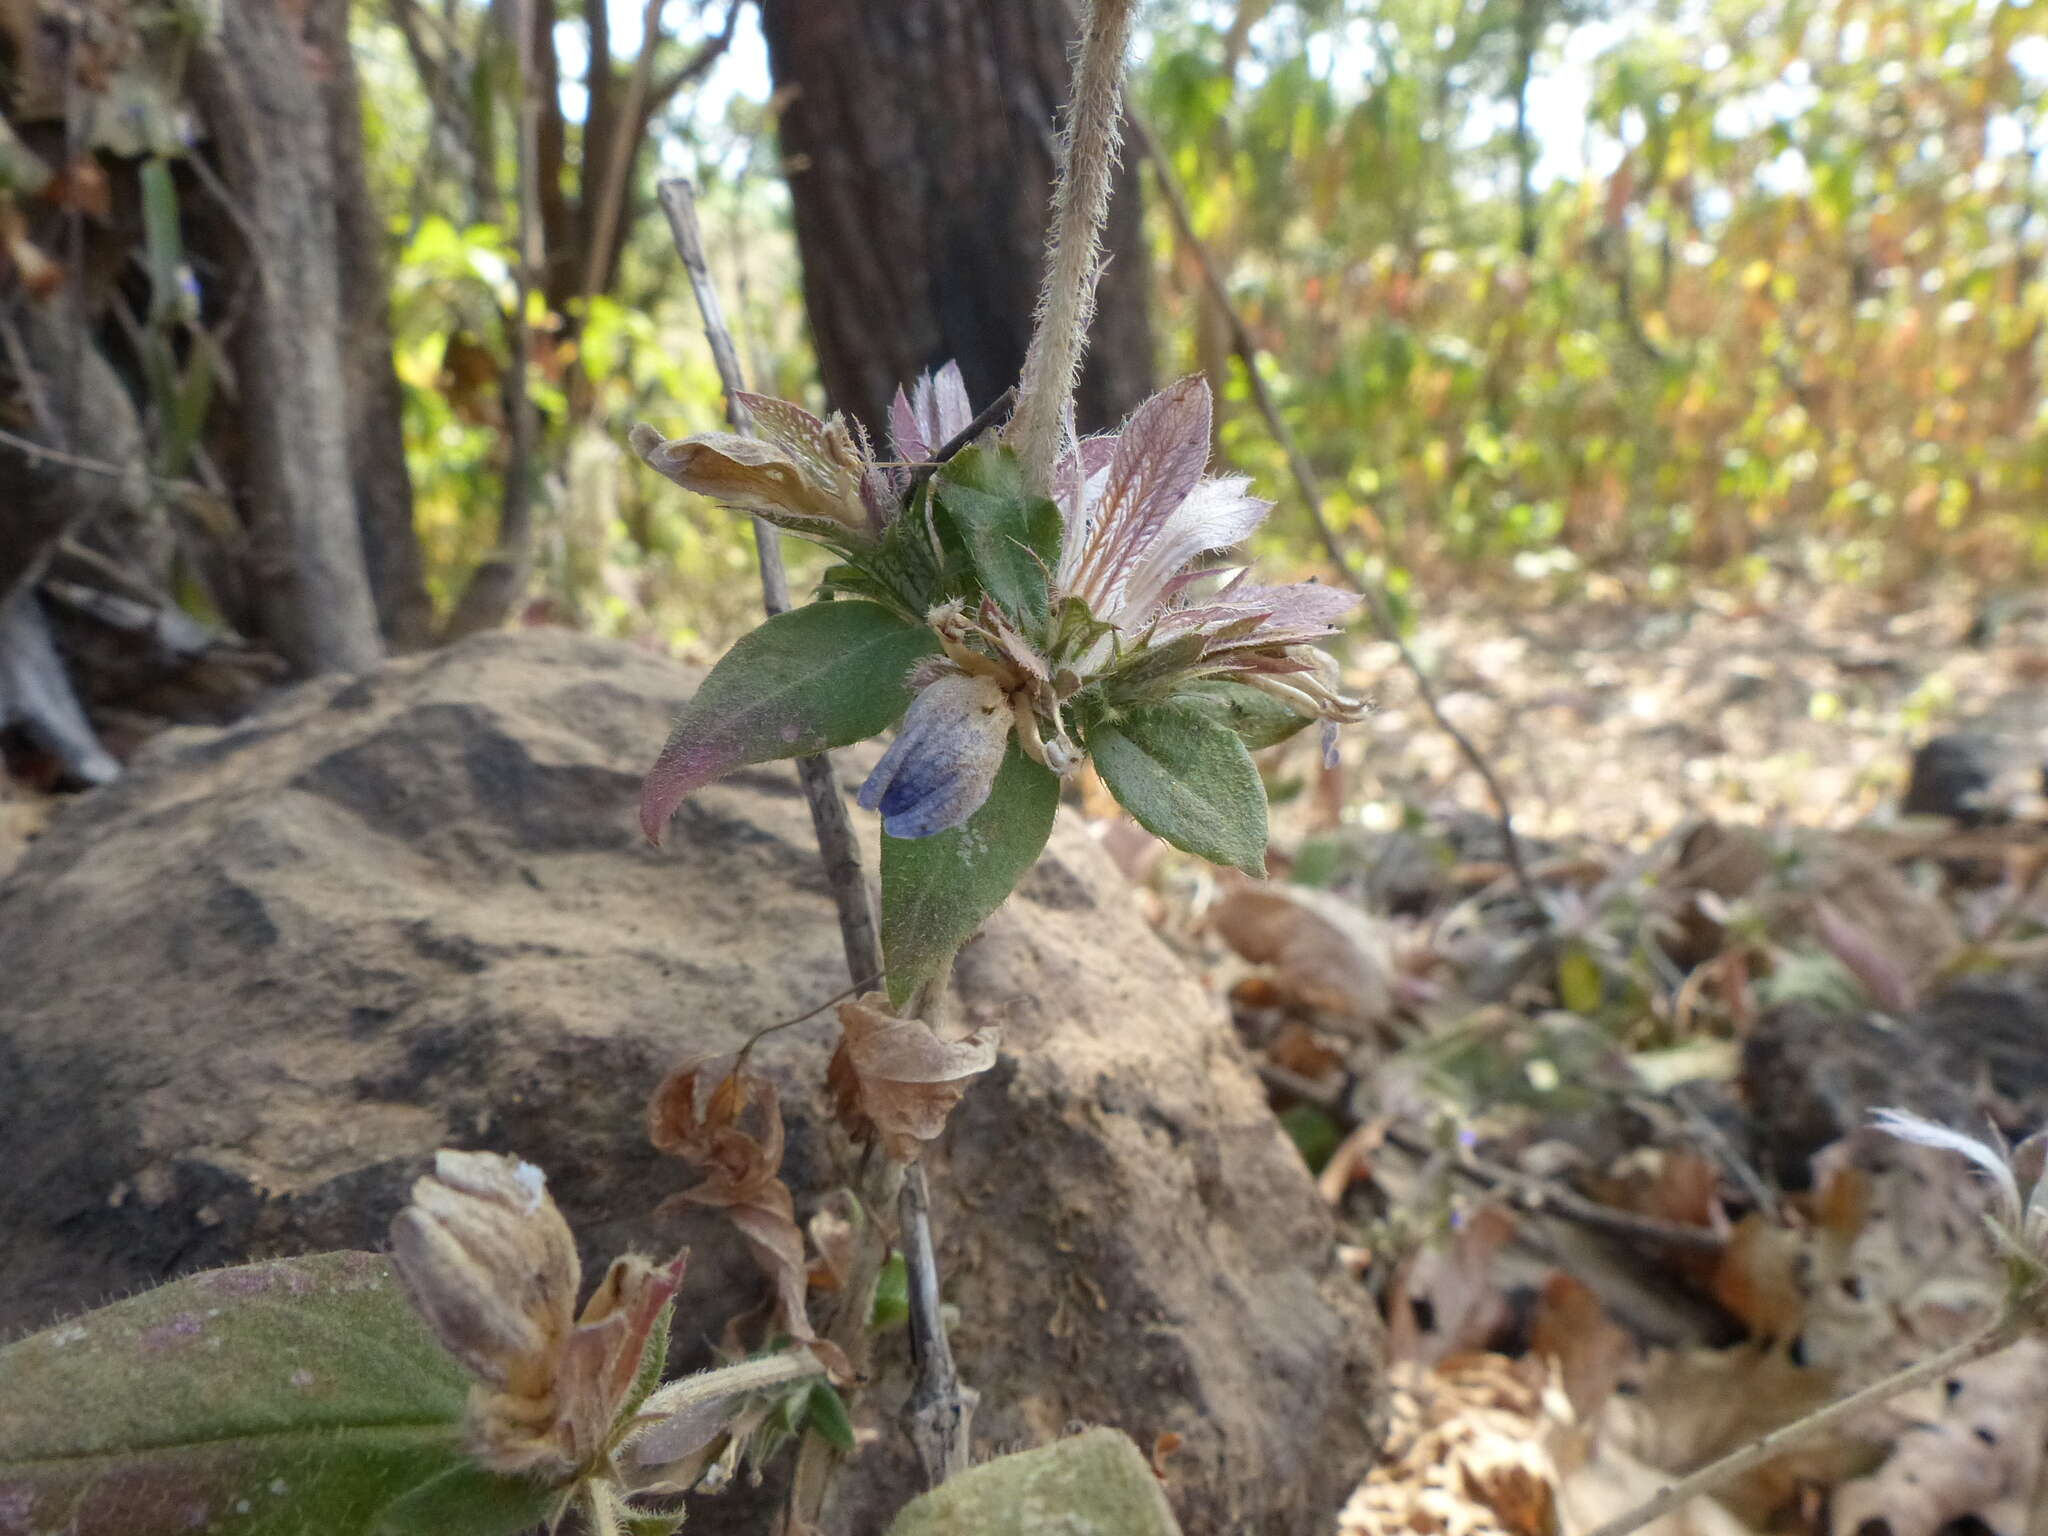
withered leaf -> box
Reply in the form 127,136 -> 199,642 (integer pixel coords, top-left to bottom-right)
1830,1337 -> 2048,1536
390,1150 -> 686,1477
828,993 -> 1000,1162
1210,882 -> 1395,1038
648,1064 -> 844,1375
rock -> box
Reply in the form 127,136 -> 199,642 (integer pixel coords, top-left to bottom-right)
1741,978 -> 2048,1188
885,1428 -> 1182,1536
1901,732 -> 2002,825
0,629 -> 1380,1534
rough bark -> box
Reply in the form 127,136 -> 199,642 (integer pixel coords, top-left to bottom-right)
309,0 -> 436,651
188,0 -> 384,676
758,0 -> 1154,442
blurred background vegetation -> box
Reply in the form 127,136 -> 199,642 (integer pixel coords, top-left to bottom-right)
5,0 -> 2048,776
379,0 -> 2048,646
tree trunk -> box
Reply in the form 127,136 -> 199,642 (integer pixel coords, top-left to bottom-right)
758,0 -> 1154,442
189,0 -> 385,676
1510,0 -> 1541,261
309,0 -> 436,651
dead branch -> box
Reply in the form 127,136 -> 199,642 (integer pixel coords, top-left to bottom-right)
1585,1312 -> 2031,1536
645,0 -> 743,119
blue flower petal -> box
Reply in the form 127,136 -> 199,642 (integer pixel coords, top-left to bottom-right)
857,672 -> 1013,839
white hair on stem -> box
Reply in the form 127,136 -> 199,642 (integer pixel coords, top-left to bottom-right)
1007,0 -> 1140,491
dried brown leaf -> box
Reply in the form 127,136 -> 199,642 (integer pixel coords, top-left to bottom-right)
649,1064 -> 841,1372
1711,1214 -> 1809,1342
1811,898 -> 1918,1013
805,1190 -> 857,1293
1340,1356 -> 1561,1536
1830,1337 -> 2048,1536
1529,1273 -> 1632,1422
1210,883 -> 1395,1037
1388,1203 -> 1518,1370
830,992 -> 1000,1162
1586,1345 -> 1837,1532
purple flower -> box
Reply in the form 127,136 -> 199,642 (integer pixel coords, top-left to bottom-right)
887,361 -> 975,485
867,375 -> 1368,839
857,671 -> 1012,838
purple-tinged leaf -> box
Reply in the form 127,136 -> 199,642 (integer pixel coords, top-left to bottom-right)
1059,377 -> 1212,618
1116,475 -> 1272,625
641,601 -> 939,844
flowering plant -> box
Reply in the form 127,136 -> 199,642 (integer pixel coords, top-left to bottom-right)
631,365 -> 1365,1001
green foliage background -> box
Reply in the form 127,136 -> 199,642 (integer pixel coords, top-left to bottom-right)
356,0 -> 2048,649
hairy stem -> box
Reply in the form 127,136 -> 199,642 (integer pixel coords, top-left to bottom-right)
631,1347 -> 828,1426
1007,0 -> 1139,490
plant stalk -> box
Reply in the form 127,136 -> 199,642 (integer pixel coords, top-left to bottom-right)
656,177 -> 881,980
1007,0 -> 1139,490
1121,100 -> 1550,930
655,177 -> 974,1511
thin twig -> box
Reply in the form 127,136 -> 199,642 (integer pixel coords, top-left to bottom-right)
1258,1065 -> 1722,1252
0,308 -> 57,440
578,0 -> 669,308
899,1159 -> 976,1483
904,386 -> 1017,493
732,975 -> 881,1067
1125,104 -> 1550,930
1584,1312 -> 2029,1536
644,0 -> 743,120
656,175 -> 973,1502
0,425 -> 194,494
655,177 -> 880,975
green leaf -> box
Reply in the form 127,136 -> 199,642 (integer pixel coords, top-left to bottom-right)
0,1252 -> 554,1536
880,742 -> 1059,1005
932,445 -> 1062,629
804,1382 -> 857,1454
871,1253 -> 909,1332
372,1464 -> 559,1536
1090,702 -> 1269,875
1279,1105 -> 1341,1172
139,157 -> 185,326
624,1285 -> 676,1422
1174,680 -> 1315,750
641,600 -> 940,842
1556,942 -> 1604,1015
